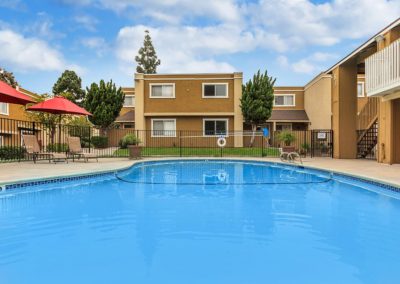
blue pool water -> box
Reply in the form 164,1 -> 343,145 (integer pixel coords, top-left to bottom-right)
1,160 -> 400,284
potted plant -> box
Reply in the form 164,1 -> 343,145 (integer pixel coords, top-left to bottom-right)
277,131 -> 296,152
121,134 -> 142,159
300,143 -> 310,157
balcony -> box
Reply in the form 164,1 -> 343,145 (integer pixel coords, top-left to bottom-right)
365,38 -> 400,98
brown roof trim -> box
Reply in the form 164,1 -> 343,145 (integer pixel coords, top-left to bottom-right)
269,110 -> 309,121
115,110 -> 135,122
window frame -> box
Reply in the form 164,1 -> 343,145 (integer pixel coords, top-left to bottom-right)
273,94 -> 296,107
123,95 -> 135,107
149,83 -> 176,99
151,118 -> 177,137
202,118 -> 229,137
201,83 -> 229,99
0,103 -> 9,115
357,82 -> 365,97
276,123 -> 292,131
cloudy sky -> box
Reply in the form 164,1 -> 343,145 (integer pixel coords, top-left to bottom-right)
0,0 -> 399,94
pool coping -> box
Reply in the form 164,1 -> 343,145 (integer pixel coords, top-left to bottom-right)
1,157 -> 399,193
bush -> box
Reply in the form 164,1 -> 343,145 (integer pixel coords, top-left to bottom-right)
277,131 -> 296,146
119,134 -> 140,149
47,143 -> 68,153
0,146 -> 26,160
91,136 -> 108,148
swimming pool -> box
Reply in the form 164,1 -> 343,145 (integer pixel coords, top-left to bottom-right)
1,160 -> 400,283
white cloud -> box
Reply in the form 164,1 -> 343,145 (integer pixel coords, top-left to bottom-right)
81,37 -> 108,57
291,52 -> 338,74
116,25 -> 237,73
115,23 -> 296,74
276,55 -> 289,68
248,0 -> 400,48
63,0 -> 241,24
0,0 -> 23,9
74,15 -> 99,32
27,13 -> 65,40
0,29 -> 83,74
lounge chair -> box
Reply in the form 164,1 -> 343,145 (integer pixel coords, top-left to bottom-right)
279,147 -> 302,164
22,134 -> 68,164
67,136 -> 98,162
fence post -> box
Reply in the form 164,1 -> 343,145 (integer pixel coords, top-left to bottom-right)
179,131 -> 182,157
88,126 -> 91,153
261,135 -> 264,157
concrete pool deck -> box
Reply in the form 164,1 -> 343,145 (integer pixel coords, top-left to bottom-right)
0,157 -> 399,187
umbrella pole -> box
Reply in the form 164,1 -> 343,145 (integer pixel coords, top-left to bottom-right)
58,114 -> 62,153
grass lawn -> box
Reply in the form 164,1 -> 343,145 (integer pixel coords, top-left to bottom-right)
113,147 -> 280,157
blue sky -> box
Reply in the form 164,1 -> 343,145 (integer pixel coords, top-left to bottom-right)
0,0 -> 399,94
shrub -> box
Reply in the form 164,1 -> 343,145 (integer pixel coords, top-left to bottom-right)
0,146 -> 26,160
47,143 -> 68,153
119,134 -> 140,149
277,131 -> 296,146
91,136 -> 108,148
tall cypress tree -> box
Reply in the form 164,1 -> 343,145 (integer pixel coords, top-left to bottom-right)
135,30 -> 161,74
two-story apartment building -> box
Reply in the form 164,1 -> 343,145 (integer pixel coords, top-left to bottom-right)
324,17 -> 400,164
115,87 -> 135,129
133,73 -> 243,147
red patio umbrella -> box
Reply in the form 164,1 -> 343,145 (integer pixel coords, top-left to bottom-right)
27,96 -> 92,151
0,81 -> 35,105
27,96 -> 91,116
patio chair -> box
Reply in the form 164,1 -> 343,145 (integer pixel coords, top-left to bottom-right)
279,147 -> 302,164
22,134 -> 68,164
67,136 -> 98,163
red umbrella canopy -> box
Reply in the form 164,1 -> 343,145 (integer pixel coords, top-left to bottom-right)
0,81 -> 35,105
27,96 -> 91,116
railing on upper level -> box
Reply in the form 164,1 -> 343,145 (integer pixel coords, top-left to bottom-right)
357,97 -> 379,131
365,38 -> 400,97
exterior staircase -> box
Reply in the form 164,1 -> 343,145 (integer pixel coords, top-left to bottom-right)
357,98 -> 379,159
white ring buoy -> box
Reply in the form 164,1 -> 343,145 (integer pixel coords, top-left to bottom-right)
217,137 -> 227,148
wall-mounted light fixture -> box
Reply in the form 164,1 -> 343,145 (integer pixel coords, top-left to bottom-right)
375,34 -> 385,43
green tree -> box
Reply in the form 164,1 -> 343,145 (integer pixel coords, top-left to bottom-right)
240,70 -> 276,146
135,30 -> 161,74
0,68 -> 18,88
52,70 -> 85,104
84,80 -> 125,130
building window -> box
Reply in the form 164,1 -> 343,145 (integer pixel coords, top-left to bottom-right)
150,84 -> 175,98
357,82 -> 365,97
203,119 -> 228,136
276,123 -> 292,131
0,136 -> 3,146
0,103 -> 9,115
151,119 -> 176,137
274,94 -> 295,107
123,96 -> 135,107
202,83 -> 228,98
124,124 -> 135,129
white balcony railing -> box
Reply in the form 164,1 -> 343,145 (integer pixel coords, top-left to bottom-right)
365,38 -> 400,97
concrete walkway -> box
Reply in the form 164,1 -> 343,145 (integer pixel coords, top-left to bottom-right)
0,157 -> 399,187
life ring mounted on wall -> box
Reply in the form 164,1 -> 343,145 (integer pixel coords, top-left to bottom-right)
217,137 -> 227,148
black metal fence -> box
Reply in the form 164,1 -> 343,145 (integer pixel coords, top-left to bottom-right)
0,117 -> 333,162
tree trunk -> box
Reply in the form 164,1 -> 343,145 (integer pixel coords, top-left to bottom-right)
249,124 -> 257,147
